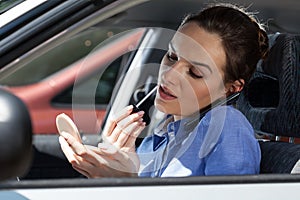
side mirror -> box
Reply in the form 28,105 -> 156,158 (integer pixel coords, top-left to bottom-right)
0,89 -> 32,181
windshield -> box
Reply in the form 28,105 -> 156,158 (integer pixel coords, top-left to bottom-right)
0,27 -> 129,86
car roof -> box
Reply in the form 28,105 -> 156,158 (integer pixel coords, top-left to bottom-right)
1,0 -> 299,68
102,0 -> 300,33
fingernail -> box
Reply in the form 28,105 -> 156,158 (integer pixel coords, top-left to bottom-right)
98,142 -> 108,150
58,136 -> 63,144
60,131 -> 68,138
138,111 -> 144,116
127,105 -> 134,111
58,136 -> 66,144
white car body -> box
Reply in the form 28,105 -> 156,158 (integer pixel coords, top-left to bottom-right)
0,0 -> 299,199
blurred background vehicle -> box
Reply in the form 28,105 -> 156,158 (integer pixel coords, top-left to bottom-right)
0,27 -> 142,135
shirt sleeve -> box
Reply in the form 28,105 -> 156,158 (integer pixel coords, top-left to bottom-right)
202,107 -> 261,175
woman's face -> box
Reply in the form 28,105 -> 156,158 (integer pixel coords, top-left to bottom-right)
155,22 -> 229,119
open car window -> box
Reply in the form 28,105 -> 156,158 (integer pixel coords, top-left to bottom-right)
0,0 -> 300,198
0,27 -> 130,86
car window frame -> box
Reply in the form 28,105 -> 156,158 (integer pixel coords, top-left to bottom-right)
0,0 -> 136,68
0,0 -> 47,28
0,0 -> 147,70
1,0 -> 300,195
2,174 -> 300,199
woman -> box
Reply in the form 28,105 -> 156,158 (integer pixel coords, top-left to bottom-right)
59,3 -> 269,178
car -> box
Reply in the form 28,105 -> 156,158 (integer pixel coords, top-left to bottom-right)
0,0 -> 300,199
0,0 -> 146,135
0,0 -> 209,136
0,25 -> 141,135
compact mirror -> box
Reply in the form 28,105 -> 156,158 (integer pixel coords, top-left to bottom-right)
56,113 -> 82,142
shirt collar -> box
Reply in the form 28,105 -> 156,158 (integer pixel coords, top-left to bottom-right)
151,99 -> 236,151
152,113 -> 203,151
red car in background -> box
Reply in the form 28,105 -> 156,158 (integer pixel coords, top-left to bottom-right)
0,28 -> 145,135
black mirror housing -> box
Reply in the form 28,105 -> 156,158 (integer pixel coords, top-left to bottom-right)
0,89 -> 32,181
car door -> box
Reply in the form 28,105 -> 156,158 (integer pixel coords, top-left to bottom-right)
1,0 -> 300,199
0,0 -> 148,179
0,0 -> 120,67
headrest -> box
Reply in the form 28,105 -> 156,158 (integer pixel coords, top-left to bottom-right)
237,33 -> 300,137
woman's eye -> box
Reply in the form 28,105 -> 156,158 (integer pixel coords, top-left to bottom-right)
167,52 -> 178,62
188,68 -> 203,79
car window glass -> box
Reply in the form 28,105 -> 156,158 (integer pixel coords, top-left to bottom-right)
52,55 -> 124,106
0,27 -> 128,86
0,0 -> 24,14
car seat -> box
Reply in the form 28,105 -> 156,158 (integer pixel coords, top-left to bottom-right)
236,33 -> 300,173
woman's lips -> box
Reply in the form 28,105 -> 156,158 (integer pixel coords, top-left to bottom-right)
158,85 -> 177,100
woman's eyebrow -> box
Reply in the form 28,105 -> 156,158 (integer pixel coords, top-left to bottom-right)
169,42 -> 212,74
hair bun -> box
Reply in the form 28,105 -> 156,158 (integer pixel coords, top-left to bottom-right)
258,28 -> 269,59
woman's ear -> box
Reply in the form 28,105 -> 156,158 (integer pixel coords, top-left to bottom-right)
226,79 -> 245,94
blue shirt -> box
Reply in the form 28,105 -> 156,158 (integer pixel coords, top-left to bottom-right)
136,105 -> 261,177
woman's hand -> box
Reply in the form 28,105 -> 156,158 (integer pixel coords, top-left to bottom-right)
59,105 -> 146,178
102,105 -> 145,152
59,132 -> 140,178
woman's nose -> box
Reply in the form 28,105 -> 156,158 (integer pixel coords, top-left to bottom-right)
162,62 -> 185,84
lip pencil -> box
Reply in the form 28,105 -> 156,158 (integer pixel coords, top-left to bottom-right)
136,85 -> 158,107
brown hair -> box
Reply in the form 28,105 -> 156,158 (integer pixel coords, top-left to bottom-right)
181,3 -> 269,85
